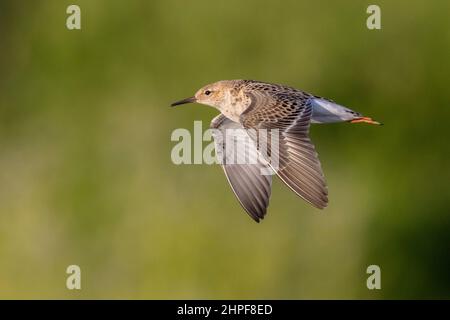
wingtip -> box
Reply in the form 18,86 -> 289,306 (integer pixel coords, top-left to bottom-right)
309,198 -> 328,210
248,215 -> 262,223
251,211 -> 265,223
316,202 -> 328,210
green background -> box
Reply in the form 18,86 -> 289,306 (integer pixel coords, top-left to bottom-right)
0,0 -> 449,299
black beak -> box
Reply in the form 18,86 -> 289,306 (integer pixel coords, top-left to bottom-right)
171,96 -> 196,107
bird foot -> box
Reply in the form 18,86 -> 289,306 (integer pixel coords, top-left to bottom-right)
350,117 -> 382,125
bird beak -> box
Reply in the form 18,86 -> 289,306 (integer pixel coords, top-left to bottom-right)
171,96 -> 196,107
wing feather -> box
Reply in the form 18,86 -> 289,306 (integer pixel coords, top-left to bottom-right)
211,114 -> 273,222
239,83 -> 328,209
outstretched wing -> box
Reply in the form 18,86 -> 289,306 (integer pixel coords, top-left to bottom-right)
239,84 -> 328,209
211,114 -> 273,222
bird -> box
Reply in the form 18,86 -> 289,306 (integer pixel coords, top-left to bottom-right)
171,80 -> 380,222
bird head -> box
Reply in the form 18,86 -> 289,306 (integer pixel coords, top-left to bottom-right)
171,80 -> 235,109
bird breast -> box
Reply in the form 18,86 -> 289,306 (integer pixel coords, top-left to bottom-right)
219,90 -> 250,123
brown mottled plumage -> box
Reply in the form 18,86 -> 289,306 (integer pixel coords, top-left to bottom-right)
171,80 -> 381,222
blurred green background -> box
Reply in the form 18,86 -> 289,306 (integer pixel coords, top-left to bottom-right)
0,0 -> 449,299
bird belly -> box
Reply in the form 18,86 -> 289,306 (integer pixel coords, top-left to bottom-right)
309,98 -> 360,124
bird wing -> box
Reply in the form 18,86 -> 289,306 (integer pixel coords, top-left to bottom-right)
211,114 -> 273,222
239,85 -> 328,209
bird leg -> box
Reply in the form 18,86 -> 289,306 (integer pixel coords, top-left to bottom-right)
350,117 -> 382,125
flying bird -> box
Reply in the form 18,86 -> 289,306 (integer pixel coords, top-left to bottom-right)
171,80 -> 380,222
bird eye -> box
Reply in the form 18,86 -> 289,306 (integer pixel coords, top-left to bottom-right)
204,90 -> 211,96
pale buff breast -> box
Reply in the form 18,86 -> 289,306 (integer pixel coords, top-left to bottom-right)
218,89 -> 250,123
